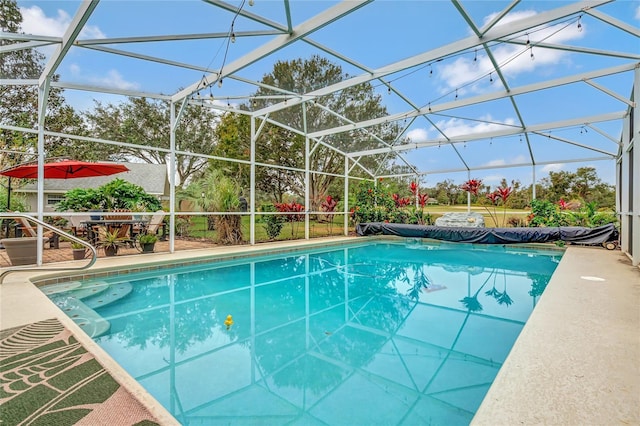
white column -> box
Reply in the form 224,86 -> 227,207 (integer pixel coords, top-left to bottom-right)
631,66 -> 639,266
344,157 -> 349,236
620,116 -> 630,254
532,165 -> 536,200
620,65 -> 639,267
250,116 -> 256,245
36,79 -> 50,265
466,170 -> 471,213
303,103 -> 310,240
169,102 -> 177,253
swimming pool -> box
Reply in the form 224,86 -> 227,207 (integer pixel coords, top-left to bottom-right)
42,240 -> 562,425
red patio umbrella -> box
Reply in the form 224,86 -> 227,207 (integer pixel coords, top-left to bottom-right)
0,160 -> 129,210
0,159 -> 129,179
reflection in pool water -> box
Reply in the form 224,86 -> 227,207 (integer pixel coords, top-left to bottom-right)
44,241 -> 561,425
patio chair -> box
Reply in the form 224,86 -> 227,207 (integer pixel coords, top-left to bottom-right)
103,209 -> 133,242
14,216 -> 59,249
66,213 -> 91,238
143,210 -> 166,238
104,209 -> 132,221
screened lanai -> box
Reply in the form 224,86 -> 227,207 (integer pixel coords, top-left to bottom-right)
1,0 -> 638,265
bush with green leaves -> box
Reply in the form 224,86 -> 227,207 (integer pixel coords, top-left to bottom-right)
260,203 -> 285,240
55,178 -> 162,212
351,180 -> 397,224
528,199 -> 569,227
409,210 -> 434,225
528,199 -> 616,228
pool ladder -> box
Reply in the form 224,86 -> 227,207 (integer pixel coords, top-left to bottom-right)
0,213 -> 97,283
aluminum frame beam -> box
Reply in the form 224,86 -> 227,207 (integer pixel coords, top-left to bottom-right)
348,111 -> 627,157
254,0 -> 611,117
172,0 -> 373,103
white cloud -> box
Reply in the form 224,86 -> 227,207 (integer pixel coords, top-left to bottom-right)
432,115 -> 517,138
541,163 -> 564,173
20,6 -> 105,39
66,64 -> 141,94
89,69 -> 140,91
485,159 -> 506,167
438,10 -> 585,93
481,174 -> 505,185
68,63 -> 81,76
483,154 -> 527,168
20,6 -> 69,37
405,128 -> 429,143
512,154 -> 527,164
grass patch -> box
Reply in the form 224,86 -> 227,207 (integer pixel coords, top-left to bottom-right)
186,214 -> 351,243
183,206 -> 530,242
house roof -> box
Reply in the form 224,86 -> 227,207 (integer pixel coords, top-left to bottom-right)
16,163 -> 168,196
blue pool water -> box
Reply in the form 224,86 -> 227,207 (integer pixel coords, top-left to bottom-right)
43,240 -> 562,425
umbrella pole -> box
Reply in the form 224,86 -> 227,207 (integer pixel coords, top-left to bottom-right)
3,177 -> 10,239
6,177 -> 10,210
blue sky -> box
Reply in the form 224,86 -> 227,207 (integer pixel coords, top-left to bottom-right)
15,0 -> 640,187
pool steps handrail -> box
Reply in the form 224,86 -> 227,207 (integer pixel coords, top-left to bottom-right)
0,213 -> 97,283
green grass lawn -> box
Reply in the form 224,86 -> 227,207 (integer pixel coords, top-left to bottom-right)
186,213 -> 350,243
184,206 -> 531,243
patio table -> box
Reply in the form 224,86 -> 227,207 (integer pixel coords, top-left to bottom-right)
82,219 -> 149,245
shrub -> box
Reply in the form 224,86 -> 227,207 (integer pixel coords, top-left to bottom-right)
56,179 -> 162,212
528,199 -> 568,227
260,204 -> 285,240
528,199 -> 616,228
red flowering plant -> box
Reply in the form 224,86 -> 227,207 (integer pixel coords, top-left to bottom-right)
275,202 -> 305,238
461,178 -> 513,227
321,195 -> 338,234
484,191 -> 501,227
409,181 -> 419,196
485,186 -> 513,227
460,178 -> 482,196
392,193 -> 411,208
557,198 -> 569,210
418,193 -> 429,208
406,181 -> 433,225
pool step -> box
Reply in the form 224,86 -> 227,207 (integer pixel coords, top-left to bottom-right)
65,281 -> 112,300
51,295 -> 111,338
42,281 -> 135,338
83,282 -> 133,310
40,281 -> 82,296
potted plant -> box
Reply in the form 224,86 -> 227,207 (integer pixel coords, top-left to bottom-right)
138,232 -> 158,253
97,229 -> 127,256
0,237 -> 40,265
71,241 -> 86,260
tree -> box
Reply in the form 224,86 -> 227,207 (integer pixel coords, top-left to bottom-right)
435,179 -> 459,205
211,112 -> 251,190
540,170 -> 572,203
84,98 -> 219,186
182,169 -> 243,245
212,112 -> 303,202
537,166 -> 614,207
251,55 -> 398,209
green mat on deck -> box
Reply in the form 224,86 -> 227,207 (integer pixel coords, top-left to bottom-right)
0,318 -> 160,426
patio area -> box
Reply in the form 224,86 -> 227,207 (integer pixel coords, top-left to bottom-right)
0,237 -> 217,268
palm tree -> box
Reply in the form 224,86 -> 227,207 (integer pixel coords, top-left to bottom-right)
183,170 -> 243,245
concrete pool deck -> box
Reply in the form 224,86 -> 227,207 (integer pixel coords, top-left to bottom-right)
473,245 -> 640,425
1,238 -> 638,424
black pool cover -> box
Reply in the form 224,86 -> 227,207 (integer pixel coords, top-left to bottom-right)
356,222 -> 618,245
